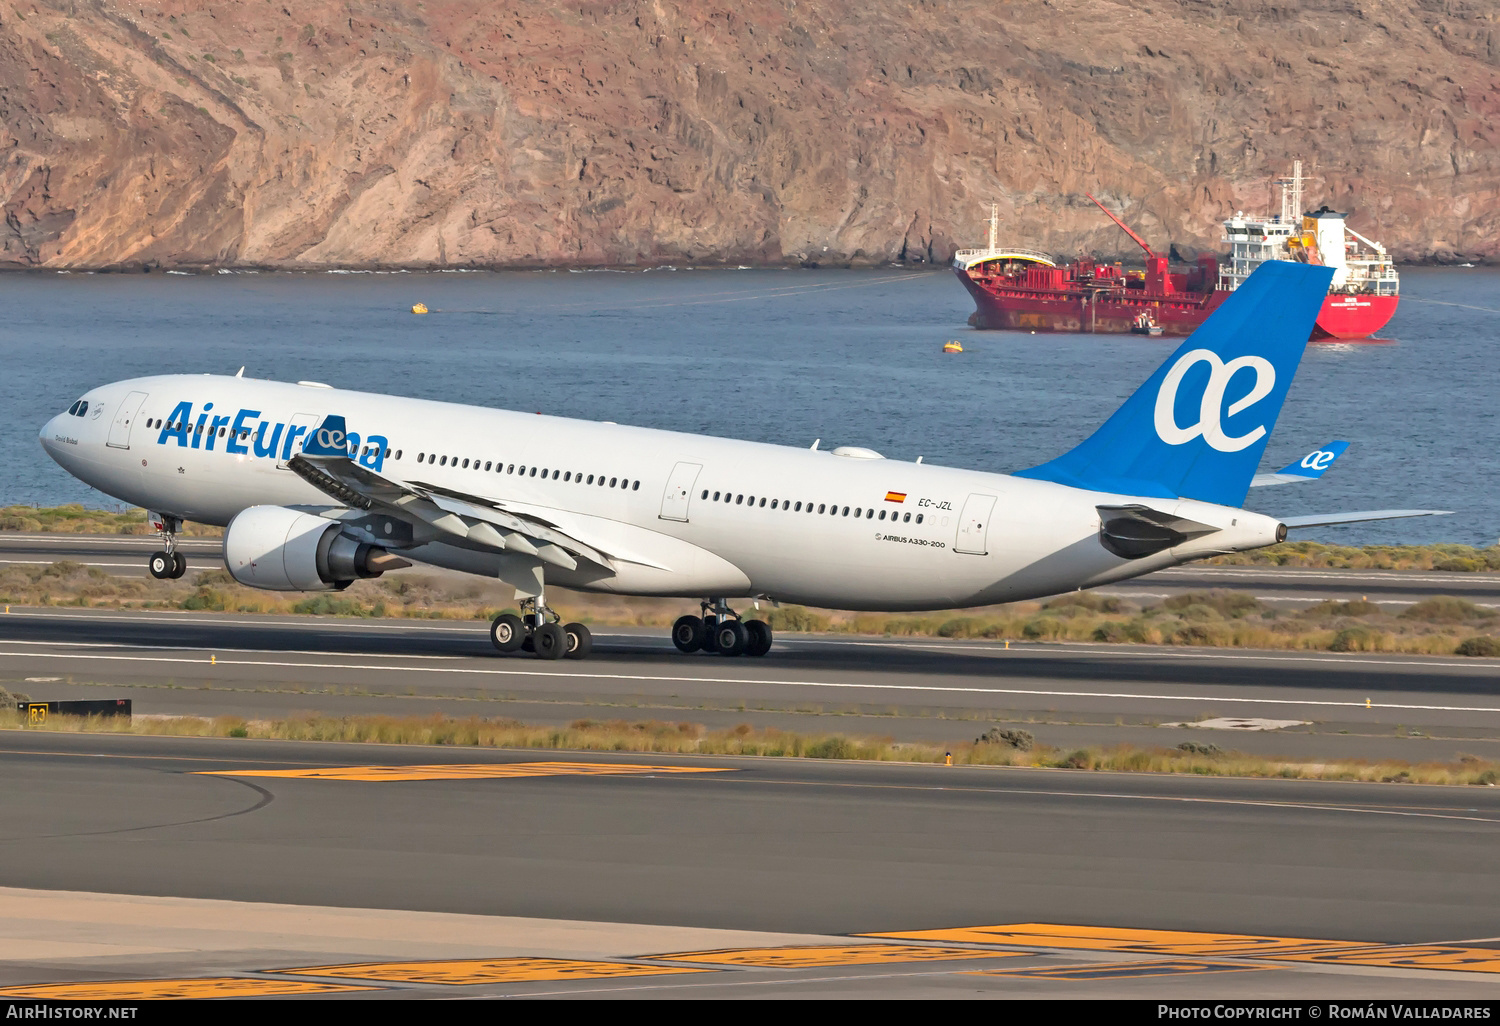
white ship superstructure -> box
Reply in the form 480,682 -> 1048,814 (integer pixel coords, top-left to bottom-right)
1220,161 -> 1398,299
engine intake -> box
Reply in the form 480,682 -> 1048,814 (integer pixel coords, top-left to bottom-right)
224,505 -> 410,591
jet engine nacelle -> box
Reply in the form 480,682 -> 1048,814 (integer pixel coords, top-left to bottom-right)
223,505 -> 409,591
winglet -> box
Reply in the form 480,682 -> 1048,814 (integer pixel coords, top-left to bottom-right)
300,415 -> 353,458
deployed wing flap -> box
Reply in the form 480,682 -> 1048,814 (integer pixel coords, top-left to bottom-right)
289,420 -> 615,574
1096,503 -> 1220,560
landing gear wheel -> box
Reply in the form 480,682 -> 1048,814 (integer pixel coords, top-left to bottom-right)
713,619 -> 748,657
563,622 -> 592,660
490,613 -> 527,653
170,552 -> 188,579
744,619 -> 772,657
672,615 -> 705,654
148,551 -> 173,579
533,622 -> 567,660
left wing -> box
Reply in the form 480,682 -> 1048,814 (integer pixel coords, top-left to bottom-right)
289,416 -> 614,575
1250,441 -> 1349,487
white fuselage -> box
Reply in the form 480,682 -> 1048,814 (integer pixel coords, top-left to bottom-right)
39,375 -> 1283,611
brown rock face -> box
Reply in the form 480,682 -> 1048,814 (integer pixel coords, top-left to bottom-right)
1,0 -> 1496,269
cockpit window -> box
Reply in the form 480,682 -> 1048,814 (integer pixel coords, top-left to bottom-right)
67,400 -> 88,417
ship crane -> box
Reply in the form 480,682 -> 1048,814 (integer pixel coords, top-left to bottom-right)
1085,192 -> 1157,259
1086,192 -> 1173,295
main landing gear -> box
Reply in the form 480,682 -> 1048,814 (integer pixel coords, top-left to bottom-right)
672,600 -> 772,657
490,596 -> 591,661
147,512 -> 187,580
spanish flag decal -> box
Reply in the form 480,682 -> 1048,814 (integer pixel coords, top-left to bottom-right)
884,491 -> 907,503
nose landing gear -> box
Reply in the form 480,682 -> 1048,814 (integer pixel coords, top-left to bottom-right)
147,512 -> 187,580
672,600 -> 772,657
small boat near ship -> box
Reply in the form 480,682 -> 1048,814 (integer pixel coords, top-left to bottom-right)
953,162 -> 1400,339
1129,312 -> 1163,337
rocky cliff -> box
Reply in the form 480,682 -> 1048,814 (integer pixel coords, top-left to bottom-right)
1,0 -> 1496,269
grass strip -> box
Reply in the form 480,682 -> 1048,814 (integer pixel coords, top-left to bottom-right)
4,710 -> 1497,787
7,562 -> 1500,657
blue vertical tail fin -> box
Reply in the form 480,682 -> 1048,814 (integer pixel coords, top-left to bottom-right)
1015,261 -> 1335,508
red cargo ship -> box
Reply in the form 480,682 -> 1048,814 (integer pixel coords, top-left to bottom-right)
954,163 -> 1399,339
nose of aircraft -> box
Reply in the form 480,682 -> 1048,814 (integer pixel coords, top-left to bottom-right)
39,412 -> 71,466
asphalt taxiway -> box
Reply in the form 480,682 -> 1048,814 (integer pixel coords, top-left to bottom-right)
2,606 -> 1499,761
1,733 -> 1498,998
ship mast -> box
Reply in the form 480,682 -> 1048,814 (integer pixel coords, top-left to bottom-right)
1274,160 -> 1305,224
987,202 -> 998,253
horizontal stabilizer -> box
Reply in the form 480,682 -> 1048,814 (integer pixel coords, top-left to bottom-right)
1281,509 -> 1453,529
1097,503 -> 1219,559
1251,440 -> 1349,487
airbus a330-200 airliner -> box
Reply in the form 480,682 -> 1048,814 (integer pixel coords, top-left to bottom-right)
40,262 -> 1445,661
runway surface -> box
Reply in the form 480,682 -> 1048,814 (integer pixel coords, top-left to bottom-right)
2,605 -> 1500,760
1,732 -> 1498,998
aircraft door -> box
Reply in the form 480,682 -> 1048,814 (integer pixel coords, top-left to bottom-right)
106,391 -> 149,449
659,461 -> 702,522
277,413 -> 323,469
954,492 -> 997,555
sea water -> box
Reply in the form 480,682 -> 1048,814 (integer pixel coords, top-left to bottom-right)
0,264 -> 1493,547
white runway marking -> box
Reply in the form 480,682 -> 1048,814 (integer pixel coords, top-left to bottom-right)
1,645 -> 1499,715
8,607 -> 1500,670
0,561 -> 147,569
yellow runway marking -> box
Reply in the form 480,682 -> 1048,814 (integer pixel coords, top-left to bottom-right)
651,944 -> 1026,969
971,959 -> 1270,981
266,957 -> 717,984
863,923 -> 1368,957
1273,946 -> 1500,974
0,978 -> 375,999
198,761 -> 734,782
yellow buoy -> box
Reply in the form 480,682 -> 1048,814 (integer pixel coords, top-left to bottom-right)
943,340 -> 963,353
411,302 -> 429,315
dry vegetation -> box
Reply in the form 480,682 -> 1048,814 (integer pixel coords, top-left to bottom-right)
1207,540 -> 1500,573
3,507 -> 1499,657
0,505 -> 221,536
5,561 -> 1497,657
2,707 -> 1495,788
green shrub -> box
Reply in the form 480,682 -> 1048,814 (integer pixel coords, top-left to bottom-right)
291,595 -> 369,616
1164,591 -> 1264,619
1402,596 -> 1492,622
1043,592 -> 1122,615
1021,617 -> 1062,640
768,605 -> 830,632
1455,636 -> 1500,657
181,587 -> 228,611
1300,599 -> 1382,618
1177,741 -> 1223,756
1329,626 -> 1376,652
1092,621 -> 1127,643
804,737 -> 853,759
976,727 -> 1034,751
